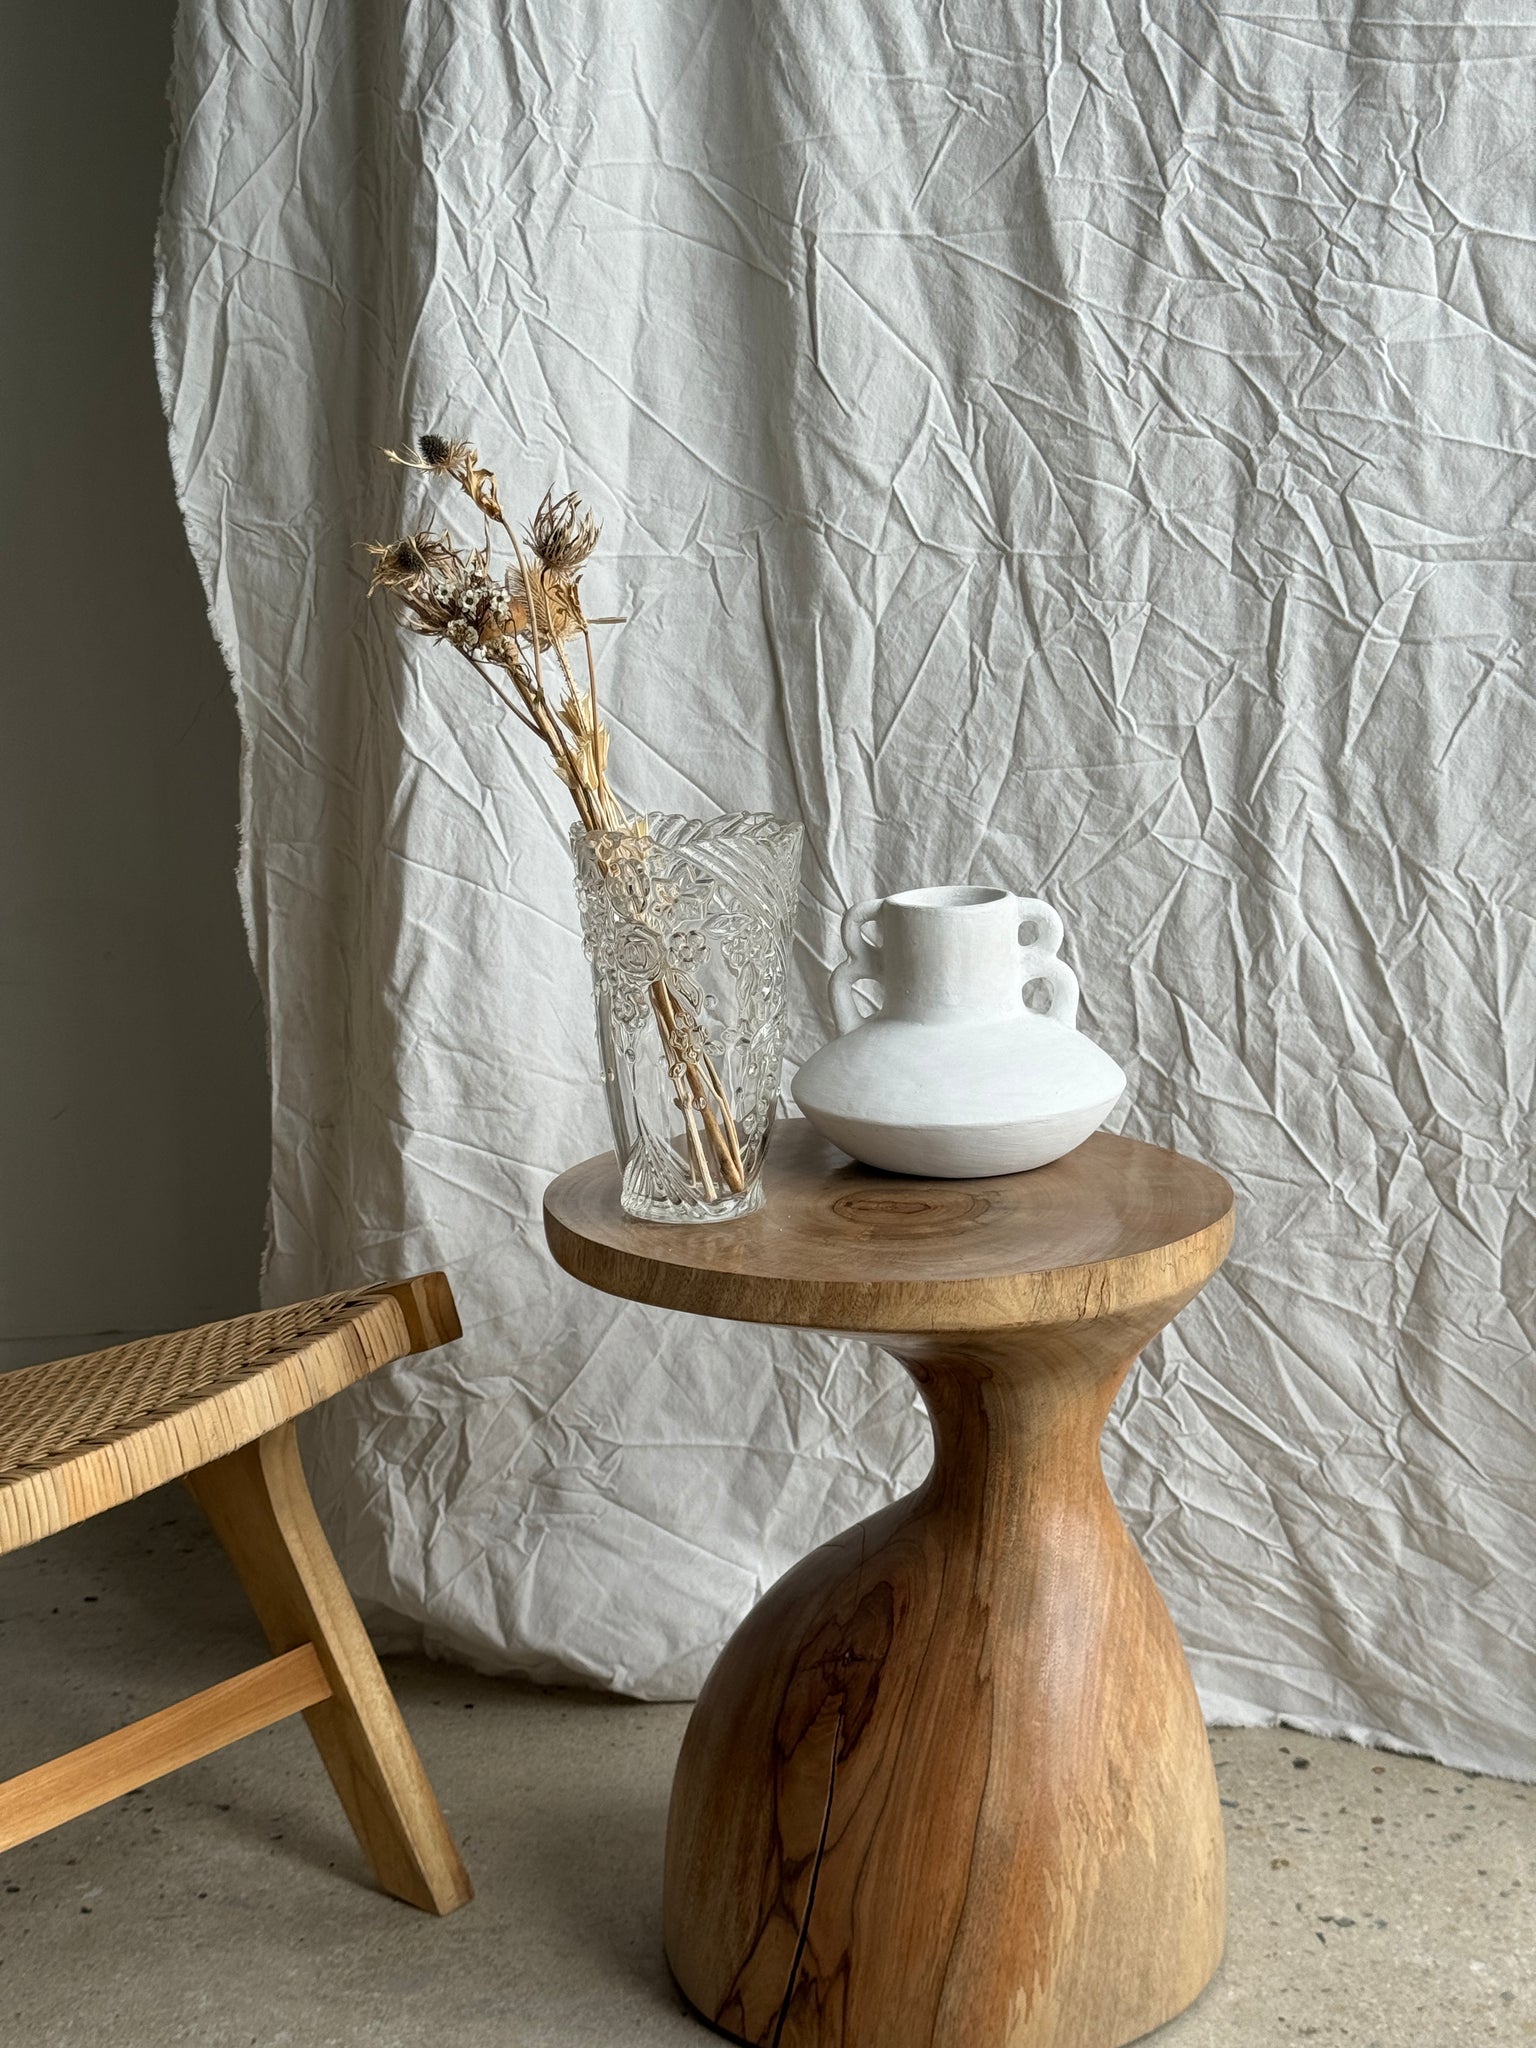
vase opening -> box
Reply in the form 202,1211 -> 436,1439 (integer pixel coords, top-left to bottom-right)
886,884 -> 1008,912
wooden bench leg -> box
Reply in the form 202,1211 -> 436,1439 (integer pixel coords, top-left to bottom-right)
184,1422 -> 472,1914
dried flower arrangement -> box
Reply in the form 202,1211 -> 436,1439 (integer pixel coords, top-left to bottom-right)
367,435 -> 751,1200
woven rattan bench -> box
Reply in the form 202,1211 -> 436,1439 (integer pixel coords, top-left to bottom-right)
0,1272 -> 471,1914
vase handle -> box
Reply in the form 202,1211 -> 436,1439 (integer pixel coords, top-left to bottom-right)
830,898 -> 886,1035
1015,896 -> 1079,1028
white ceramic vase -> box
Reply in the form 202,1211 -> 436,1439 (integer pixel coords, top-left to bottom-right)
791,884 -> 1126,1178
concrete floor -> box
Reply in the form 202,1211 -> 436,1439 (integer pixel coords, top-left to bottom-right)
0,1488 -> 1530,2047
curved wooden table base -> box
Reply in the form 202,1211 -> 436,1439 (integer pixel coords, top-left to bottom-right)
545,1125 -> 1235,2048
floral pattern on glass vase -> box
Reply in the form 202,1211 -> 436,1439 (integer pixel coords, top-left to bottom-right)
571,812 -> 803,1222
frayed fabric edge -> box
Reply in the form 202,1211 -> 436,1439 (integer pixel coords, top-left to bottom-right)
1198,1691 -> 1536,1787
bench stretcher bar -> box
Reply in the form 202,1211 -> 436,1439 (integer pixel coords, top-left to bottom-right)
0,1644 -> 331,1854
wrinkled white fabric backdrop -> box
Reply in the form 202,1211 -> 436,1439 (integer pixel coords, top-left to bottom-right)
156,1 -> 1535,1776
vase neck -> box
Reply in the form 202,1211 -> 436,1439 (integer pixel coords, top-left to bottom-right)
879,888 -> 1022,1023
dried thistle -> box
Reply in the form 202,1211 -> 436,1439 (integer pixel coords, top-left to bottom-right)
389,433 -> 503,521
364,528 -> 458,593
528,490 -> 600,577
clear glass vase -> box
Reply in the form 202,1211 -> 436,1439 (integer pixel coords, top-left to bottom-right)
570,812 -> 803,1222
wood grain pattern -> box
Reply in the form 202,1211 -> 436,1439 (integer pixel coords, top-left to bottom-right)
544,1123 -> 1232,1333
186,1423 -> 473,1916
0,1646 -> 330,1855
544,1131 -> 1235,2047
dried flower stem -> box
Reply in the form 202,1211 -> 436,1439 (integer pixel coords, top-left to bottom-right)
651,979 -> 746,1192
582,627 -> 602,748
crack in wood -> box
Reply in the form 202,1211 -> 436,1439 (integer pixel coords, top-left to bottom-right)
771,1703 -> 844,2048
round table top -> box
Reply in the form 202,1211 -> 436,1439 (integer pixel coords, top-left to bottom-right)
543,1122 -> 1233,1334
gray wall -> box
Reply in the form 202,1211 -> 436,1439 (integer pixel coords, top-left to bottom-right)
1,3 -> 268,1368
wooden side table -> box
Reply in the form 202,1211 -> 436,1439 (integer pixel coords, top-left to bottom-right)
545,1123 -> 1234,2048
